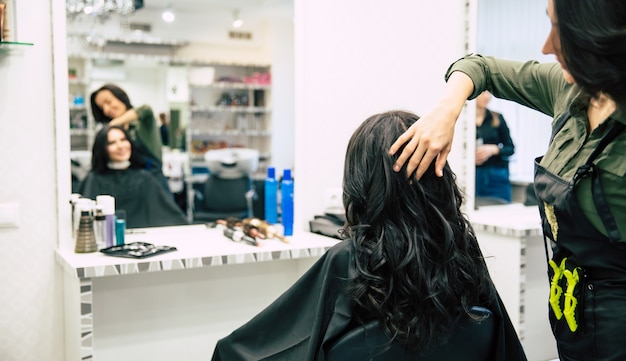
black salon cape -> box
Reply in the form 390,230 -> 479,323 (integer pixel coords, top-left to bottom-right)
211,240 -> 527,361
78,168 -> 188,229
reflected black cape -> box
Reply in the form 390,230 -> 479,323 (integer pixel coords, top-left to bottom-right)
78,168 -> 188,229
210,241 -> 527,361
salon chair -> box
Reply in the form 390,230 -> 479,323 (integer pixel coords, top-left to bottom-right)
325,306 -> 496,361
192,148 -> 259,223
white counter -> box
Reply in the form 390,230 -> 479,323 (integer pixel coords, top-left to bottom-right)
56,225 -> 340,361
57,210 -> 558,361
469,204 -> 558,361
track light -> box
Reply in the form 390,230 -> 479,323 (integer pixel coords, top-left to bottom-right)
232,9 -> 243,28
162,5 -> 175,22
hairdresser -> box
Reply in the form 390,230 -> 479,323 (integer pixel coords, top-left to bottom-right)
389,0 -> 626,360
90,83 -> 169,192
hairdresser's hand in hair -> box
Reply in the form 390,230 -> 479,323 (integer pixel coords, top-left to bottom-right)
389,71 -> 474,179
109,109 -> 139,129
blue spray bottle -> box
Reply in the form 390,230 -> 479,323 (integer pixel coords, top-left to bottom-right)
280,169 -> 294,236
264,167 -> 278,224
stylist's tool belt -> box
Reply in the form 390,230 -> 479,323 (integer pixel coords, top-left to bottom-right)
548,257 -> 584,332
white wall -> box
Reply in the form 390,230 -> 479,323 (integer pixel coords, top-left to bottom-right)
0,0 -> 66,360
269,18 -> 295,173
294,0 -> 469,229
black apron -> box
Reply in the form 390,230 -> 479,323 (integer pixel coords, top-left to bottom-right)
534,112 -> 626,361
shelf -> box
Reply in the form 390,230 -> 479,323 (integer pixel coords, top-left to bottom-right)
190,106 -> 270,113
0,41 -> 34,54
70,129 -> 91,136
105,37 -> 188,48
68,78 -> 89,85
176,59 -> 271,68
68,51 -> 172,64
191,130 -> 271,137
189,152 -> 271,163
190,82 -> 271,90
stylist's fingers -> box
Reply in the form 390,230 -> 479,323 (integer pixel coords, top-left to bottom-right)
413,136 -> 452,179
433,145 -> 451,178
405,139 -> 429,178
390,123 -> 437,179
390,124 -> 419,170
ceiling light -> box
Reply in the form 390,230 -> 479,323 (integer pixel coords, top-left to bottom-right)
162,5 -> 175,22
232,9 -> 243,28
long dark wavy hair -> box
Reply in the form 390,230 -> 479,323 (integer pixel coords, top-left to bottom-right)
554,0 -> 626,104
342,110 -> 495,352
91,125 -> 142,174
90,84 -> 134,124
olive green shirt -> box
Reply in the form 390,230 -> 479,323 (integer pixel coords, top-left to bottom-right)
446,54 -> 626,239
132,104 -> 163,162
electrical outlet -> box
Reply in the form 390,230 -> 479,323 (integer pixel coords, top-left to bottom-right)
0,202 -> 19,228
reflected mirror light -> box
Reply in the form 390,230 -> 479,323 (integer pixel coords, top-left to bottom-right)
162,9 -> 175,22
232,9 -> 243,28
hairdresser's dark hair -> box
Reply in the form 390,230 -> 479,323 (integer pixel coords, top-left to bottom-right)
90,84 -> 134,124
91,125 -> 141,174
554,0 -> 626,104
342,110 -> 495,352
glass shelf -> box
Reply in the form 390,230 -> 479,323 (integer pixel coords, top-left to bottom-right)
0,41 -> 34,54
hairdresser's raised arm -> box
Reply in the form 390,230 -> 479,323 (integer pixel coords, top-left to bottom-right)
109,109 -> 139,128
389,71 -> 474,179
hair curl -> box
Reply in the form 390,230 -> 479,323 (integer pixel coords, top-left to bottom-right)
342,110 -> 495,352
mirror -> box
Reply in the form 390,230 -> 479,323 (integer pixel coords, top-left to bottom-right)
474,0 -> 553,207
66,0 -> 294,226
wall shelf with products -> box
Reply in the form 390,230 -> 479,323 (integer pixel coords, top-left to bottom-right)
68,56 -> 95,151
187,62 -> 272,176
65,52 -> 274,179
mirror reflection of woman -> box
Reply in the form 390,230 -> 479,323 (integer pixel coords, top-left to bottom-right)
475,91 -> 515,203
90,84 -> 168,190
78,126 -> 188,229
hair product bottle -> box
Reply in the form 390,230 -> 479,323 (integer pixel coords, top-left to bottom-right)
93,205 -> 106,250
115,219 -> 126,246
280,169 -> 294,236
70,193 -> 82,239
96,195 -> 116,248
75,208 -> 98,253
73,197 -> 92,241
264,167 -> 278,224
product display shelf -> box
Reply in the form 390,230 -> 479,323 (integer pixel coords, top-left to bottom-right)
187,62 -> 272,174
68,56 -> 95,152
